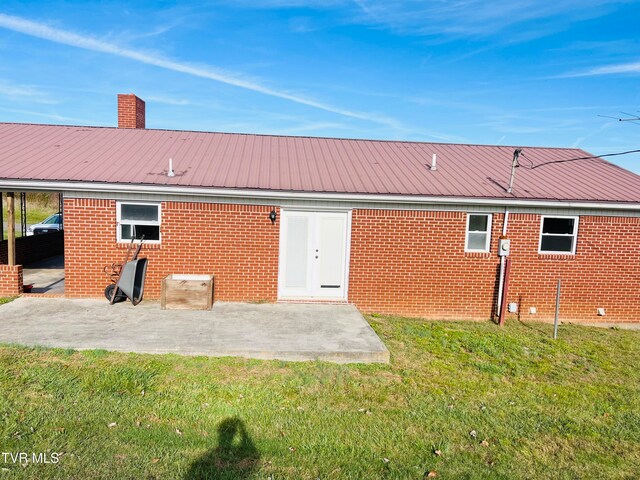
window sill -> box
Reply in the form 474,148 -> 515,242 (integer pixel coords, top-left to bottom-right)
116,242 -> 162,250
537,253 -> 575,260
464,251 -> 492,258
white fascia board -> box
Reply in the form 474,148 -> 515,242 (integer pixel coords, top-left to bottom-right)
1,179 -> 640,211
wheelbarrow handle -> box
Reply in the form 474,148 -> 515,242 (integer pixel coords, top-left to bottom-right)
132,235 -> 145,260
123,237 -> 135,264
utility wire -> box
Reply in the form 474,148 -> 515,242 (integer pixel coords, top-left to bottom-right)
597,113 -> 640,125
620,111 -> 640,121
518,153 -> 535,169
520,148 -> 640,170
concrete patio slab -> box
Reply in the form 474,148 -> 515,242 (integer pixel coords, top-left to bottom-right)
23,255 -> 65,294
0,297 -> 389,363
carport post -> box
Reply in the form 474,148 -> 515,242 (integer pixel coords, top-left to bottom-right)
6,192 -> 15,266
0,192 -> 3,241
19,192 -> 27,238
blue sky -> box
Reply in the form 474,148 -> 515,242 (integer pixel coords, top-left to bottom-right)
0,1 -> 639,172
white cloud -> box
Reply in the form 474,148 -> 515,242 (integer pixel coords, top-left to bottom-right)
0,80 -> 59,104
0,13 -> 402,129
571,136 -> 587,148
0,82 -> 43,97
568,61 -> 640,77
227,0 -> 343,7
0,106 -> 108,125
276,121 -> 348,134
144,95 -> 192,106
336,0 -> 624,39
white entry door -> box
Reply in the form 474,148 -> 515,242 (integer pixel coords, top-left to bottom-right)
279,210 -> 350,300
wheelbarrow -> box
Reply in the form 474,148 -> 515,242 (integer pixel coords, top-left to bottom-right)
103,236 -> 148,306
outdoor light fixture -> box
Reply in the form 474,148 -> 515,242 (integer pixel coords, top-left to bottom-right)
269,209 -> 277,224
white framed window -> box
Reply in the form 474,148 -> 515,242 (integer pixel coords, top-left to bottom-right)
465,213 -> 492,252
116,202 -> 161,243
539,216 -> 578,254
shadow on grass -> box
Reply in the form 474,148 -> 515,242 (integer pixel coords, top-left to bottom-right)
185,417 -> 260,480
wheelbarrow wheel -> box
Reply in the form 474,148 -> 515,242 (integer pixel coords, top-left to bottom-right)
104,284 -> 127,303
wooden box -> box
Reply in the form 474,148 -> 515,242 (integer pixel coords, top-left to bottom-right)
161,274 -> 214,310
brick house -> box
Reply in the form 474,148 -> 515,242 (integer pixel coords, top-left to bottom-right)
1,94 -> 639,323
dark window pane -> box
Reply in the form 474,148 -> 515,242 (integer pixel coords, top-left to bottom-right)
133,224 -> 160,241
120,224 -> 160,241
121,204 -> 159,222
541,235 -> 573,252
542,217 -> 574,235
469,214 -> 488,232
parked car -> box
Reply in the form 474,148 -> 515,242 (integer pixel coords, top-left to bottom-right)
27,213 -> 63,236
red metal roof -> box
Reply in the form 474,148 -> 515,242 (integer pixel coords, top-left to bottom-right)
1,122 -> 639,203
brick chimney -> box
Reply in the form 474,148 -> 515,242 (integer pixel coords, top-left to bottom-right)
117,93 -> 145,129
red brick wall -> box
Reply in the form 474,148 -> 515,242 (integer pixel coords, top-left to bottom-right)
64,199 -> 279,301
505,214 -> 640,323
63,199 -> 639,322
0,264 -> 23,296
349,210 -> 640,323
117,94 -> 145,129
349,210 -> 504,320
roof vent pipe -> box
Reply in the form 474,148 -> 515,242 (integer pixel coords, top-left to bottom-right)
168,158 -> 175,177
507,148 -> 522,193
430,153 -> 437,171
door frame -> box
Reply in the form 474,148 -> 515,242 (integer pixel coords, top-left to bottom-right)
277,207 -> 352,301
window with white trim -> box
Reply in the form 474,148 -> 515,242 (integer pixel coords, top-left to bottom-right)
465,213 -> 492,252
539,216 -> 578,254
117,202 -> 161,242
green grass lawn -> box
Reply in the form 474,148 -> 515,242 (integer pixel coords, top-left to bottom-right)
0,313 -> 638,479
2,193 -> 58,240
1,206 -> 54,226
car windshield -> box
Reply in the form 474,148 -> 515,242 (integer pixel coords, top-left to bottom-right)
42,214 -> 60,225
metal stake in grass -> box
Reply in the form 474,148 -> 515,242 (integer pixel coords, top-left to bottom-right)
553,279 -> 561,340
